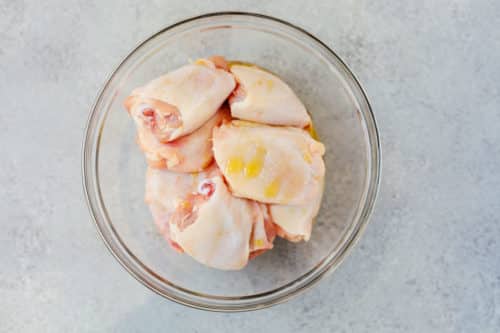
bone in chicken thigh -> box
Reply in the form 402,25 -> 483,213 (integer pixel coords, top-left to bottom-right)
145,164 -> 275,270
213,120 -> 325,205
124,58 -> 235,143
135,105 -> 229,172
229,64 -> 311,127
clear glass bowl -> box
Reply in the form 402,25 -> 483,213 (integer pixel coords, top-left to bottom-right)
82,12 -> 380,311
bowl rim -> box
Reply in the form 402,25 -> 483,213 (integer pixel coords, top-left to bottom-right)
82,11 -> 381,312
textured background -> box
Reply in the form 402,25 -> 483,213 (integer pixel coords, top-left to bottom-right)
1,1 -> 500,332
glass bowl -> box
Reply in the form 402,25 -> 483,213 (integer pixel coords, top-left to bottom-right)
82,12 -> 380,311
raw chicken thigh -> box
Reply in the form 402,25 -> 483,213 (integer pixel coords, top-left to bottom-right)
125,58 -> 235,142
136,106 -> 229,172
145,164 -> 275,270
229,64 -> 311,127
213,120 -> 325,205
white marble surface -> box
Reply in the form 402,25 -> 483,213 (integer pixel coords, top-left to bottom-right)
1,1 -> 499,332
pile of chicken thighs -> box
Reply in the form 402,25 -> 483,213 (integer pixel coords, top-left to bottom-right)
124,56 -> 325,270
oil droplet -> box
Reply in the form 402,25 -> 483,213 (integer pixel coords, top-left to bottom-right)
253,239 -> 265,248
306,123 -> 319,140
266,79 -> 273,92
244,159 -> 263,178
264,179 -> 281,198
226,157 -> 244,174
244,145 -> 267,178
194,58 -> 211,67
179,200 -> 192,210
303,151 -> 313,164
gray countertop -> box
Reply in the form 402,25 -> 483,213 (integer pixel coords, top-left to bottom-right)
2,1 -> 499,332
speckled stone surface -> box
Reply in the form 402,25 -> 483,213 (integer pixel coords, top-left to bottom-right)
1,1 -> 499,332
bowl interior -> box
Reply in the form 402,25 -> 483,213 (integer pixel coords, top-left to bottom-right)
86,13 -> 378,309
